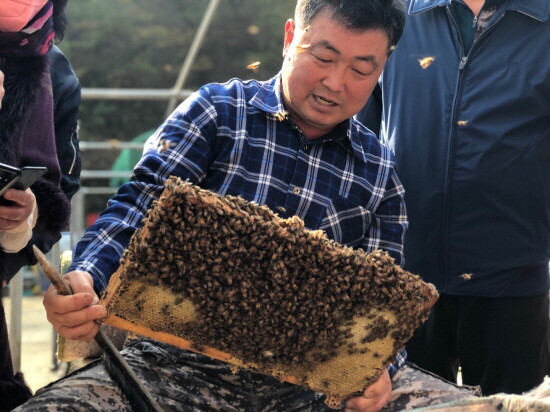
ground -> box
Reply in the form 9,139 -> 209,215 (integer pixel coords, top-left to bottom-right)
4,295 -> 62,393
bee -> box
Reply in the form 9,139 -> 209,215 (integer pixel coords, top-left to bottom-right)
246,61 -> 261,71
274,110 -> 288,122
191,342 -> 205,353
158,138 -> 174,151
461,273 -> 473,280
418,56 -> 435,69
457,120 -> 469,126
160,303 -> 171,316
135,298 -> 145,313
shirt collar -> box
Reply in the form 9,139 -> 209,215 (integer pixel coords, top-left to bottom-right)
249,72 -> 353,144
409,0 -> 550,22
249,72 -> 286,116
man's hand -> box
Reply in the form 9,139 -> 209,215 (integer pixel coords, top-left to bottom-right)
43,270 -> 107,341
344,369 -> 392,412
0,188 -> 36,231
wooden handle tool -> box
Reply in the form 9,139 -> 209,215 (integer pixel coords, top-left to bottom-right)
33,245 -> 164,412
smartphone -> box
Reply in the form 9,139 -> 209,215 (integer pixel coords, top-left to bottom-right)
0,162 -> 47,198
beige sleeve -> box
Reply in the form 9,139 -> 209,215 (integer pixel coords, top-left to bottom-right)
0,195 -> 38,253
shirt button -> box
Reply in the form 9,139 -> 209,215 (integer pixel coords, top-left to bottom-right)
292,187 -> 301,195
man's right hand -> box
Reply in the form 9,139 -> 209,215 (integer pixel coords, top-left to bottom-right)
43,270 -> 107,341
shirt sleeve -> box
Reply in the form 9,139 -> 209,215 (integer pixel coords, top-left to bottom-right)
0,191 -> 38,253
386,347 -> 407,379
361,166 -> 408,267
68,89 -> 218,293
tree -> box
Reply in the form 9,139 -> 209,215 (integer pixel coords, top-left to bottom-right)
61,0 -> 295,215
63,0 -> 295,141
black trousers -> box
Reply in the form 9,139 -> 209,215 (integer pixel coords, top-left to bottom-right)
406,293 -> 550,395
0,296 -> 32,411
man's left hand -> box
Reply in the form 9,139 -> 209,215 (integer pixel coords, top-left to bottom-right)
344,369 -> 392,411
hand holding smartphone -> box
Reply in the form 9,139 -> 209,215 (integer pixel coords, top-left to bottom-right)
0,162 -> 47,202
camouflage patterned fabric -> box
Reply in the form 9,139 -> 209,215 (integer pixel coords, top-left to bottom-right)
383,362 -> 481,410
14,339 -> 480,411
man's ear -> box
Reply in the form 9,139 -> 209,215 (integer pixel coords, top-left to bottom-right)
283,19 -> 296,57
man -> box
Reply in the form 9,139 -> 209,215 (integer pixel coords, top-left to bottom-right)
19,1 -> 477,411
358,0 -> 550,396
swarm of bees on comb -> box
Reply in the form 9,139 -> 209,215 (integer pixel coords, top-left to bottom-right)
101,177 -> 438,409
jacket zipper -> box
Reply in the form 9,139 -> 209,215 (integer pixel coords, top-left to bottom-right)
68,139 -> 77,175
440,6 -> 504,289
67,127 -> 78,175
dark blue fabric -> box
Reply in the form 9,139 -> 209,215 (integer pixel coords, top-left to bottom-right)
359,0 -> 550,296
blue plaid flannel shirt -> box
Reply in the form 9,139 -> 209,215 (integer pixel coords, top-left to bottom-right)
69,73 -> 408,377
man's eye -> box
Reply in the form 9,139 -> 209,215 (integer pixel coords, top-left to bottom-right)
314,55 -> 331,63
352,68 -> 369,76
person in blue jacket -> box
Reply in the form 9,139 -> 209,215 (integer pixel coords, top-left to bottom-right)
358,0 -> 550,396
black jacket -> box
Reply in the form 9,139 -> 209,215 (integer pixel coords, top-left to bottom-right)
0,46 -> 81,280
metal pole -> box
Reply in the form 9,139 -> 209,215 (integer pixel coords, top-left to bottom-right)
9,270 -> 23,372
71,190 -> 86,246
81,88 -> 193,101
165,0 -> 221,116
49,243 -> 61,371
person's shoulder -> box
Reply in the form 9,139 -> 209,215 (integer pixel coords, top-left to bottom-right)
47,45 -> 68,65
48,46 -> 80,100
48,46 -> 76,78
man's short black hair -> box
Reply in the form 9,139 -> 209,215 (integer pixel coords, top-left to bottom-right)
294,0 -> 406,51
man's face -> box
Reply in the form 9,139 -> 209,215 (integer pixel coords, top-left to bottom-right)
281,11 -> 389,140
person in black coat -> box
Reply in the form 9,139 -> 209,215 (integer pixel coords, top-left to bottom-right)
0,0 -> 81,409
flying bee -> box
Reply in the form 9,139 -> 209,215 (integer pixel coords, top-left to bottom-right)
418,56 -> 435,69
246,61 -> 261,71
461,273 -> 473,280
